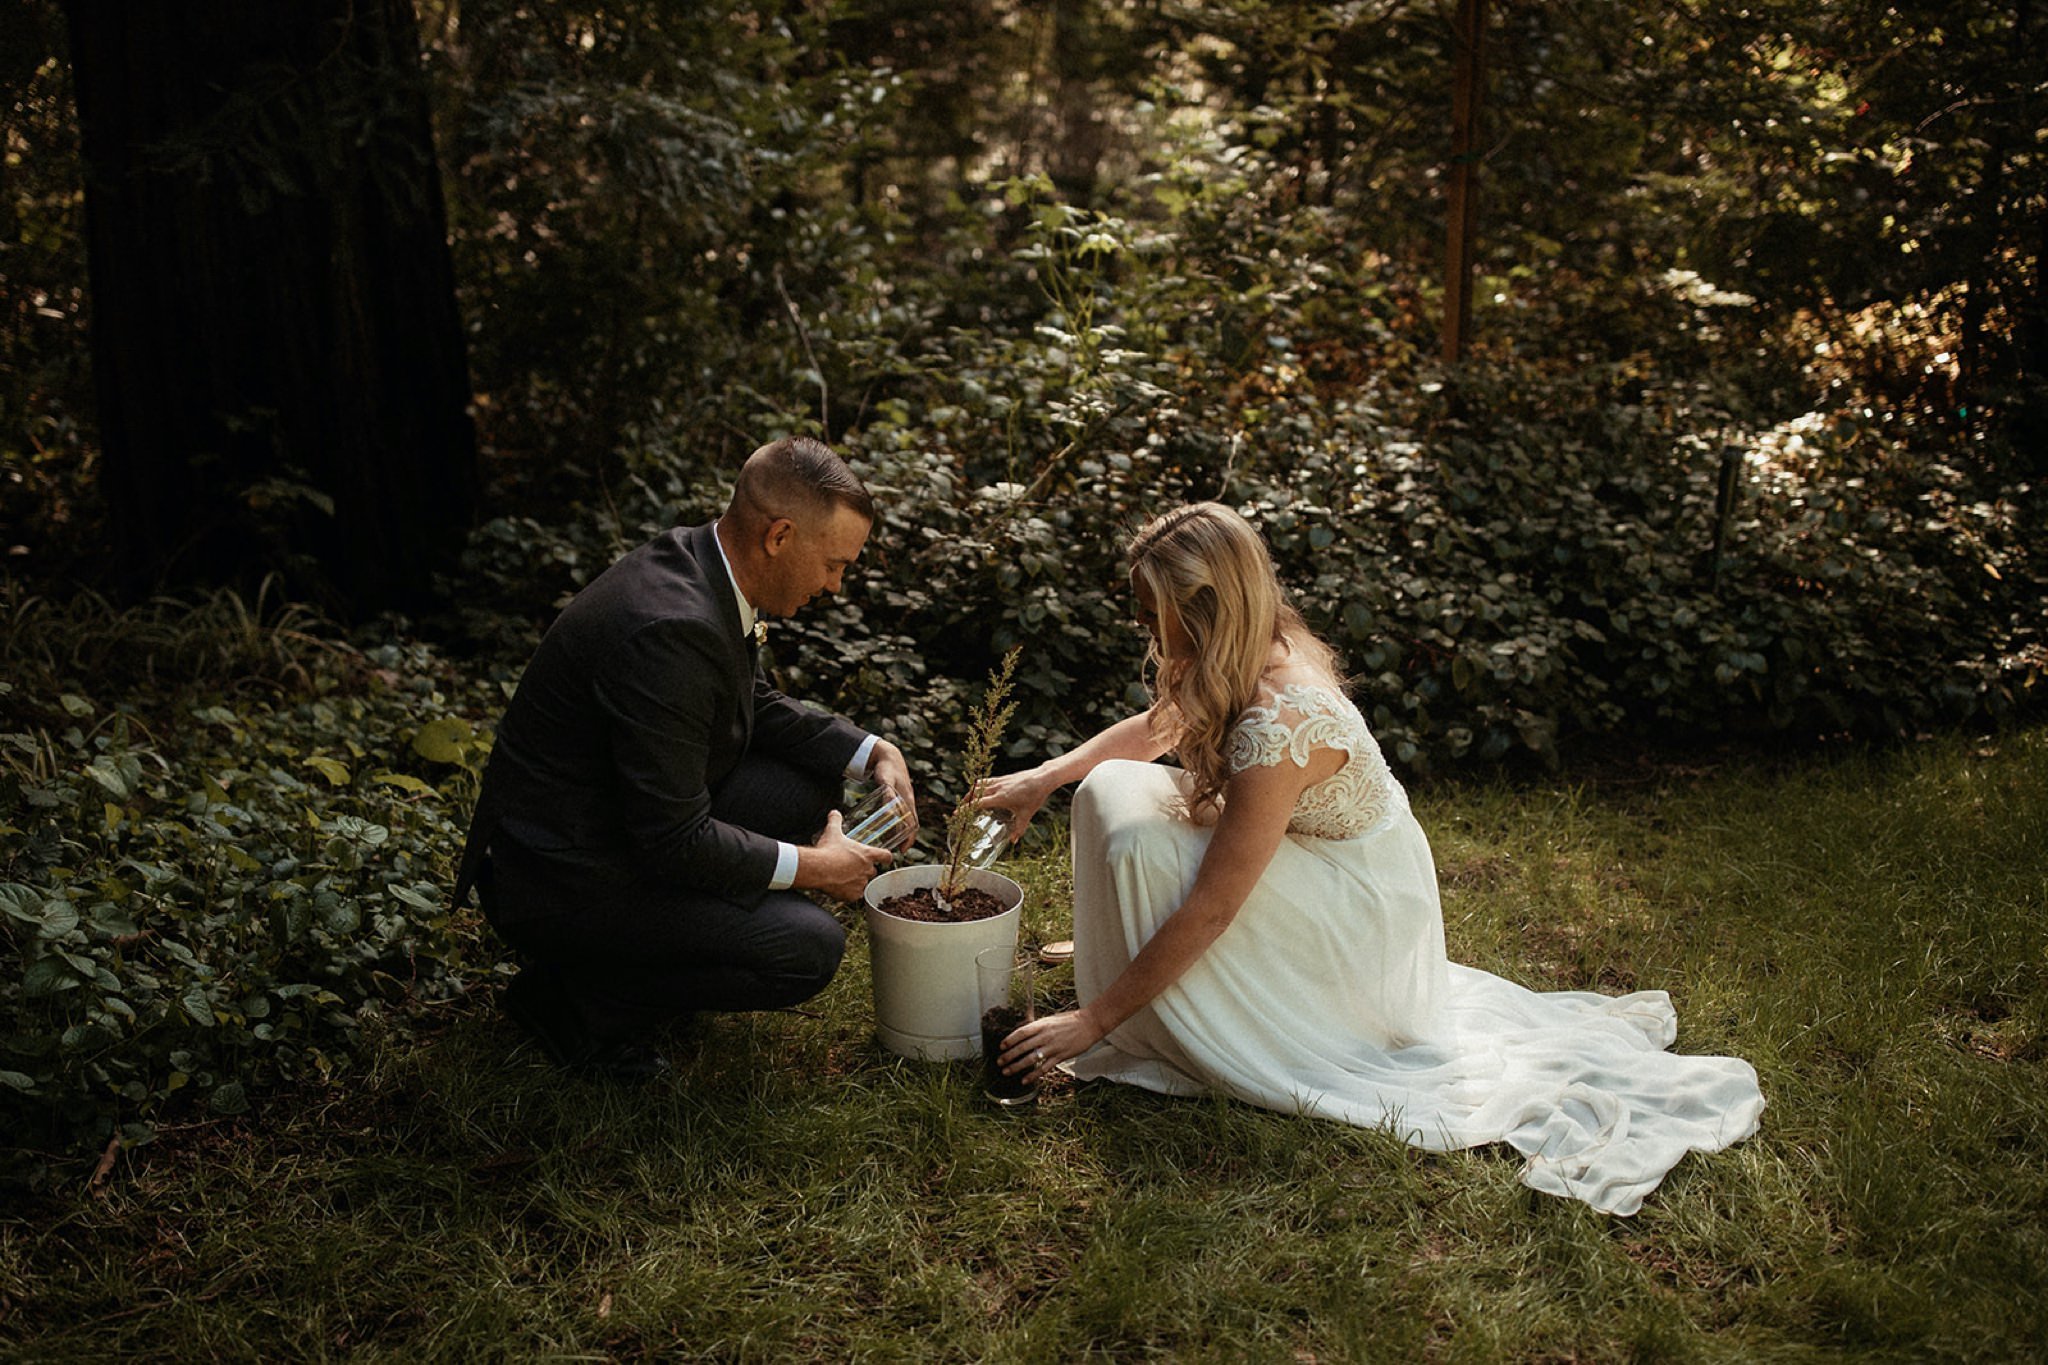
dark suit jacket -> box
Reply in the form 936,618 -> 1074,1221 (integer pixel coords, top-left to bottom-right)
454,522 -> 866,923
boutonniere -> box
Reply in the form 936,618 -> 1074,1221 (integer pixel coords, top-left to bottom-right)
752,618 -> 768,647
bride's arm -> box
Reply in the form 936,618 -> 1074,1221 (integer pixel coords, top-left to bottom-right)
973,710 -> 1169,841
997,742 -> 1344,1079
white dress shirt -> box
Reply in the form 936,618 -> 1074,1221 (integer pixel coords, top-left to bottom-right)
711,521 -> 875,889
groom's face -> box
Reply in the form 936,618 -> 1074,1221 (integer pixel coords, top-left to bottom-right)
761,503 -> 871,616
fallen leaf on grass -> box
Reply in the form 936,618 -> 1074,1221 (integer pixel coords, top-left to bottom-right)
89,1134 -> 121,1194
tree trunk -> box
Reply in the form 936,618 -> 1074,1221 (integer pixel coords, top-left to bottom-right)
1048,0 -> 1105,199
1442,0 -> 1486,364
62,0 -> 477,614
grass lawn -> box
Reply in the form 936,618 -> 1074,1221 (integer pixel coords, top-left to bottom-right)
3,728 -> 2044,1361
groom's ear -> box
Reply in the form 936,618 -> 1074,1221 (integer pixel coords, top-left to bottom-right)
761,517 -> 796,557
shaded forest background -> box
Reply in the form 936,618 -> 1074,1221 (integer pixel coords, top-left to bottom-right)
0,0 -> 2043,1149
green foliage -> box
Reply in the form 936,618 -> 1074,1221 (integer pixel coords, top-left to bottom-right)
430,0 -> 919,480
525,166 -> 2037,780
0,586 -> 496,1163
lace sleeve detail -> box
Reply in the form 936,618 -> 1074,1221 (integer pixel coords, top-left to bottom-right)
1229,691 -> 1359,774
1228,684 -> 1408,839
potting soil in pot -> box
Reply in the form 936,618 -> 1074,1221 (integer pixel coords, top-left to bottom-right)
877,886 -> 1010,923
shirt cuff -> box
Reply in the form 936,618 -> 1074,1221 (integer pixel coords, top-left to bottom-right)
769,841 -> 799,892
846,734 -> 877,780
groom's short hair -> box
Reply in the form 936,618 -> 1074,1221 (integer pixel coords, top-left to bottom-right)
730,436 -> 874,526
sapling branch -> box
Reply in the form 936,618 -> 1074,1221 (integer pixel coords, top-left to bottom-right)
937,645 -> 1022,906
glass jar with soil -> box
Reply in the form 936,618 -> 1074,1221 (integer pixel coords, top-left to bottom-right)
976,945 -> 1041,1107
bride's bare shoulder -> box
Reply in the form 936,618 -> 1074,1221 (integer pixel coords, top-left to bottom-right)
1255,662 -> 1345,704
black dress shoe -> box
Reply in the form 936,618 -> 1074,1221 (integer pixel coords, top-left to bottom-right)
502,967 -> 598,1069
581,1039 -> 669,1086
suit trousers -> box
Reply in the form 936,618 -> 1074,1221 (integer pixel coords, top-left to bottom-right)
482,753 -> 848,1044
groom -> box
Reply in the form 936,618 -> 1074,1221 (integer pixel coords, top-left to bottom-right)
453,436 -> 914,1080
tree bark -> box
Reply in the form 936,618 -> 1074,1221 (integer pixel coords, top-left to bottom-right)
62,0 -> 477,613
1442,0 -> 1485,364
1047,0 -> 1106,199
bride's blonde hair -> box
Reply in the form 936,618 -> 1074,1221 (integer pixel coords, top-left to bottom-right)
1128,502 -> 1339,819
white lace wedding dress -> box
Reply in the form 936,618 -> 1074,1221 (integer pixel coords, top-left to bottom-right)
1066,682 -> 1764,1215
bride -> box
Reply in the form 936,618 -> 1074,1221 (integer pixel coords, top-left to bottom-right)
975,502 -> 1763,1215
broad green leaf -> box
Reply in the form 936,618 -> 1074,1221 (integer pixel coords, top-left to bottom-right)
61,1022 -> 106,1050
389,884 -> 440,912
0,1071 -> 35,1092
84,757 -> 131,800
123,859 -> 176,886
180,986 -> 213,1026
411,717 -> 474,765
369,771 -> 436,796
209,1082 -> 249,1115
303,756 -> 351,787
38,902 -> 80,939
0,884 -> 45,925
59,694 -> 93,717
89,903 -> 140,938
324,817 -> 389,850
22,957 -> 75,996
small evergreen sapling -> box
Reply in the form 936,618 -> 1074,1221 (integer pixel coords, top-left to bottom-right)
937,646 -> 1021,906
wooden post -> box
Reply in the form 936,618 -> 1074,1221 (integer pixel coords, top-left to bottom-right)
1443,0 -> 1486,364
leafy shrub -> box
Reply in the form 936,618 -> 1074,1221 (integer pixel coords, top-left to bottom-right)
414,3 -> 2041,790
0,587 -> 495,1166
449,162 -> 2043,797
753,183 -> 2042,779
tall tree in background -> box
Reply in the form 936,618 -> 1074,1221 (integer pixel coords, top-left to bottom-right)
61,0 -> 476,613
1442,0 -> 1485,362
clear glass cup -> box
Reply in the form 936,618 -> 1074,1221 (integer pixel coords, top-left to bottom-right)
843,785 -> 915,852
953,808 -> 1012,869
976,945 -> 1039,1107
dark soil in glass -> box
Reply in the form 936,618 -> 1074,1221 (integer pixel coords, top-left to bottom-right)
980,1004 -> 1036,1103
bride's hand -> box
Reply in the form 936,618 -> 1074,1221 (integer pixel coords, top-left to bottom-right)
998,1008 -> 1105,1084
972,765 -> 1057,845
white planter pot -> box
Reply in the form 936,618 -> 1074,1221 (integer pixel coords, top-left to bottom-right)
863,864 -> 1024,1061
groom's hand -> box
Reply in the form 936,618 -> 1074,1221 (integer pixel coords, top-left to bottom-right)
794,810 -> 893,902
867,739 -> 918,842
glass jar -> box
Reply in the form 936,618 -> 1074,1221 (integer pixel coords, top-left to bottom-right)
953,808 -> 1012,869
